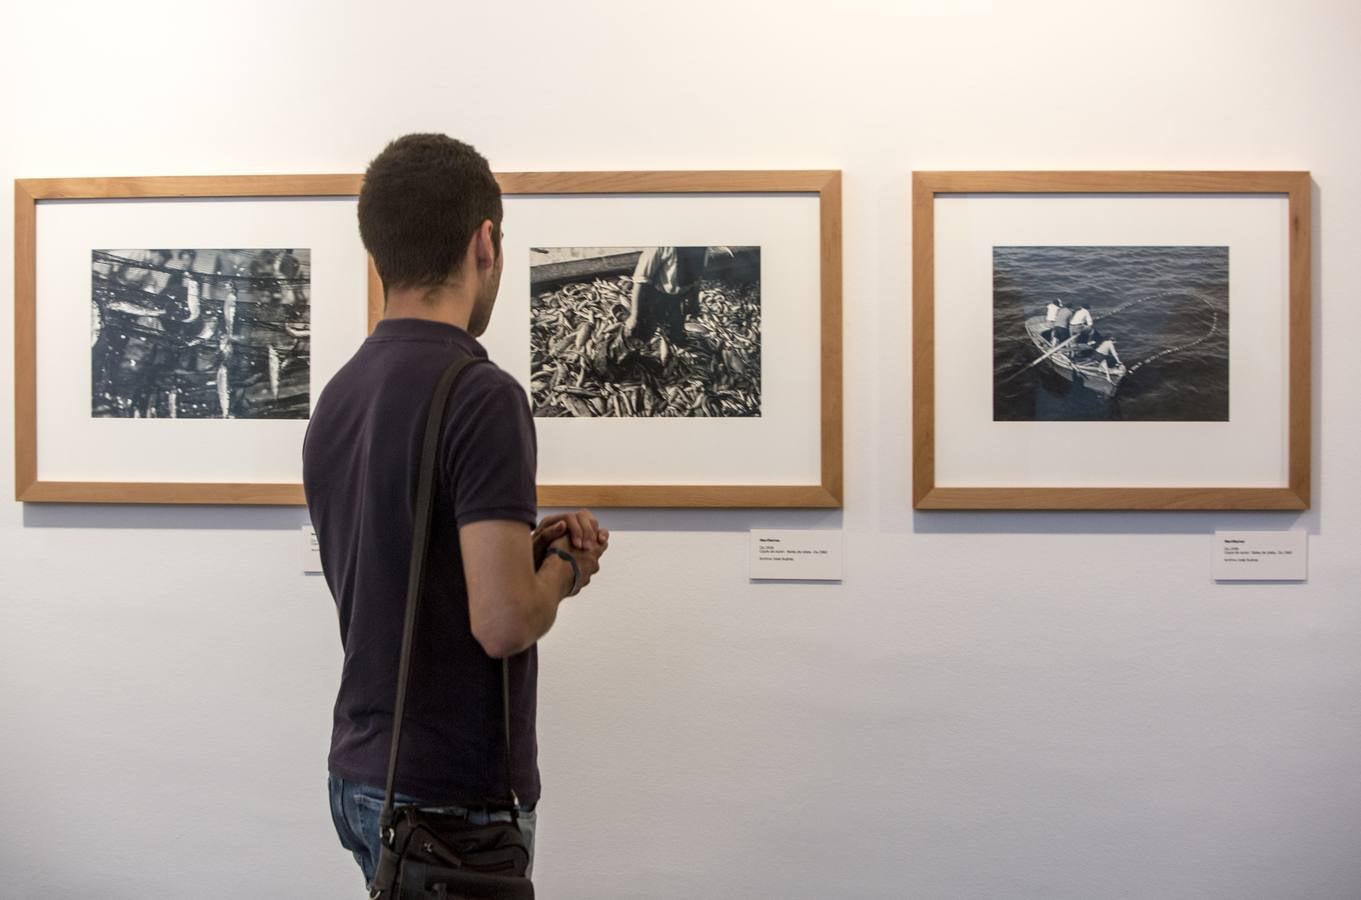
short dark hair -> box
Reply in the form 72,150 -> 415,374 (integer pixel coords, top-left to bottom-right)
357,134 -> 502,292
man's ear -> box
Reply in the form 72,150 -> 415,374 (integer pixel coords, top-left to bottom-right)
473,219 -> 497,271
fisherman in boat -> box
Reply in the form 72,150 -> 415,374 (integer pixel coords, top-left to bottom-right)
1093,334 -> 1125,383
626,246 -> 707,352
1069,303 -> 1093,344
1071,324 -> 1103,360
1044,297 -> 1064,342
1050,300 -> 1074,348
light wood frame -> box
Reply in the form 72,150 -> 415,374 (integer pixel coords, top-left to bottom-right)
16,170 -> 843,508
15,174 -> 363,504
482,170 -> 843,509
912,170 -> 1311,510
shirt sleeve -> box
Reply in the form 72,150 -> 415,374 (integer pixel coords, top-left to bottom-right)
631,247 -> 660,284
442,365 -> 538,529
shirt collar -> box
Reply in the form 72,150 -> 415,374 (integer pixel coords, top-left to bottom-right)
368,317 -> 489,357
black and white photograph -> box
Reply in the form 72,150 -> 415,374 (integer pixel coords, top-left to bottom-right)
529,245 -> 761,417
992,245 -> 1229,422
91,248 -> 311,419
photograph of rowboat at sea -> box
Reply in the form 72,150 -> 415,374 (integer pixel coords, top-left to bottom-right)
529,246 -> 760,417
992,245 -> 1229,422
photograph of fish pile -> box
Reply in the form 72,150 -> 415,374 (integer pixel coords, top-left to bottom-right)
529,246 -> 762,418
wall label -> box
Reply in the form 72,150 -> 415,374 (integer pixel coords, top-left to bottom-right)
1214,530 -> 1307,581
302,524 -> 323,575
749,530 -> 843,582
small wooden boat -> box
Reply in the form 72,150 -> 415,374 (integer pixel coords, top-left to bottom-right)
1023,316 -> 1126,398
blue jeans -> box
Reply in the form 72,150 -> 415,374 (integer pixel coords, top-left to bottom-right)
328,774 -> 537,889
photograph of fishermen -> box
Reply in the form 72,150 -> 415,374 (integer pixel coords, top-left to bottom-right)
91,248 -> 311,419
529,245 -> 761,418
992,245 -> 1229,422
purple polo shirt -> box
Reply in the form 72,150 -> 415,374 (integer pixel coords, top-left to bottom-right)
303,318 -> 540,805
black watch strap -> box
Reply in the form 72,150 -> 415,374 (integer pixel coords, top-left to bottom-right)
548,546 -> 580,596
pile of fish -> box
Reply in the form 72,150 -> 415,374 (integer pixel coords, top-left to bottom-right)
530,275 -> 761,417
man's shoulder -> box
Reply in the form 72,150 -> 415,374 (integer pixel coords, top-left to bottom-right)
446,359 -> 533,442
458,357 -> 528,404
442,355 -> 538,519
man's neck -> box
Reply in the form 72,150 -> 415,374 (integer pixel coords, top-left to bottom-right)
382,282 -> 474,330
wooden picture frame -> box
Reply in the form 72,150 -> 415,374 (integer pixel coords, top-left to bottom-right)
470,170 -> 842,509
16,170 -> 842,508
15,174 -> 366,504
912,171 -> 1311,510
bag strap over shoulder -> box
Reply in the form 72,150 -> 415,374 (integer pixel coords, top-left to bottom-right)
381,354 -> 515,834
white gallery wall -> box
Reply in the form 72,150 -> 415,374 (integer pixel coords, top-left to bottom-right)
3,1 -> 1359,897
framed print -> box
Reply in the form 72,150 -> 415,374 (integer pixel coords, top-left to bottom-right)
15,175 -> 371,504
912,171 -> 1311,510
415,170 -> 844,509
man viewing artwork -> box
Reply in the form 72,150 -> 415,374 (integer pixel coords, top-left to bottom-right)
303,133 -> 609,890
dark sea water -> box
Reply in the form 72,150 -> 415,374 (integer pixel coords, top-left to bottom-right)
992,245 -> 1229,421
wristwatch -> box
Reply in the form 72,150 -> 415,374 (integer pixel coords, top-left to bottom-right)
547,546 -> 580,596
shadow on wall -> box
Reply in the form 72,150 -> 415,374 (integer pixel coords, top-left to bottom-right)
21,502 -> 843,535
22,503 -> 313,531
909,508 -> 1315,537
